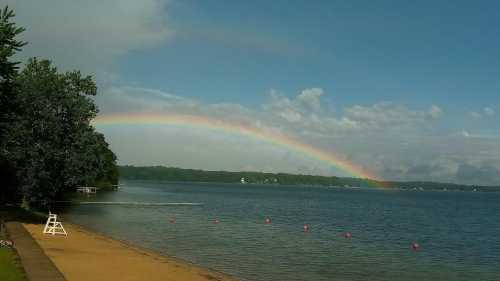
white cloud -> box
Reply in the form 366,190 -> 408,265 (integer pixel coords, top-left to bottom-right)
428,105 -> 443,119
296,88 -> 323,112
263,88 -> 324,124
278,109 -> 302,123
9,0 -> 173,74
461,130 -> 471,137
97,85 -> 447,139
468,111 -> 482,119
96,86 -> 196,113
467,107 -> 496,119
93,85 -> 500,185
455,162 -> 500,185
484,107 -> 495,116
342,102 -> 441,131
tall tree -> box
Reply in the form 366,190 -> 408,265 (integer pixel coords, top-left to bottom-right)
0,6 -> 118,209
0,6 -> 25,144
10,58 -> 117,208
0,6 -> 26,205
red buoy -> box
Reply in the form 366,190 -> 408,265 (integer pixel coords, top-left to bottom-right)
169,218 -> 176,224
344,232 -> 352,239
411,242 -> 420,251
264,217 -> 271,224
303,224 -> 310,232
214,218 -> 220,224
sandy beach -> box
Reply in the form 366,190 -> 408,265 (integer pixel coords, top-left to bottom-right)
23,223 -> 237,281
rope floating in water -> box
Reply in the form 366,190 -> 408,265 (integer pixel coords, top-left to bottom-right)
77,201 -> 203,206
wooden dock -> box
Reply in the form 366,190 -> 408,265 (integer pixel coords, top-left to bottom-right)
76,186 -> 97,194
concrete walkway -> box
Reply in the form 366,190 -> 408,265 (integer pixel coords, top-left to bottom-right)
5,222 -> 66,281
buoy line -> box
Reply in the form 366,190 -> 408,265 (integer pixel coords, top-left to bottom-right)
46,208 -> 422,252
77,201 -> 203,206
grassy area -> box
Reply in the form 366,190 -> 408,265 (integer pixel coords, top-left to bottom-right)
1,208 -> 28,281
0,247 -> 25,281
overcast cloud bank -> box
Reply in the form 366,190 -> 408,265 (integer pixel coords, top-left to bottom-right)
96,85 -> 500,185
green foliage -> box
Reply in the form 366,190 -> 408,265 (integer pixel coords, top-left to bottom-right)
91,132 -> 119,186
6,59 -> 117,208
0,6 -> 26,80
0,6 -> 118,209
0,158 -> 20,204
119,165 -> 344,186
0,6 -> 26,205
0,5 -> 26,137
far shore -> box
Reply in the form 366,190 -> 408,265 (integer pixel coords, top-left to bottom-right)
23,223 -> 237,281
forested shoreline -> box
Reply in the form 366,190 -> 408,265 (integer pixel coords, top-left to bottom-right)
119,166 -> 499,192
0,7 -> 118,209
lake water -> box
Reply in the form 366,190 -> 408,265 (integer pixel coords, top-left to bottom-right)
60,181 -> 500,281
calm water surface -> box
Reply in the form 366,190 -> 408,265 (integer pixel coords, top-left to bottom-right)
60,181 -> 500,281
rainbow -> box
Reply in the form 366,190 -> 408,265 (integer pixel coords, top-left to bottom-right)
93,113 -> 382,182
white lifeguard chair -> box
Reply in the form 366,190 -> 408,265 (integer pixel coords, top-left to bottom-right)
43,212 -> 67,236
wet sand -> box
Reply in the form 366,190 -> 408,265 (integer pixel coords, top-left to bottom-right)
23,223 -> 237,281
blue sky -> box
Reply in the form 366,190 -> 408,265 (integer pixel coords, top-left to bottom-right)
121,0 -> 500,110
7,0 -> 500,184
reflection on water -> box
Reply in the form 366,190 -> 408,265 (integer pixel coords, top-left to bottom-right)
59,181 -> 500,281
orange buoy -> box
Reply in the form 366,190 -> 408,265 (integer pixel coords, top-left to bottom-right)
214,218 -> 220,224
264,217 -> 271,224
169,218 -> 176,224
303,224 -> 310,232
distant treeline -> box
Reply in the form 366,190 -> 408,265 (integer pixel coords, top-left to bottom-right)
119,166 -> 499,192
119,165 -> 379,187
